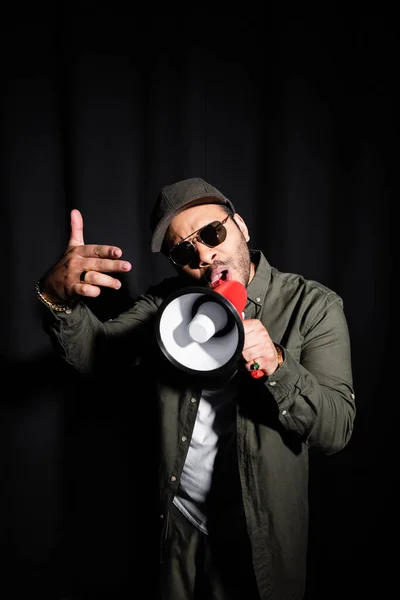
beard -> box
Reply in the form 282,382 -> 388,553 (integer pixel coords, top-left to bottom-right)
232,235 -> 252,287
176,234 -> 252,288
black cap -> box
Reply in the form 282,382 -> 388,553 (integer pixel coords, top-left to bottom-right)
150,177 -> 236,252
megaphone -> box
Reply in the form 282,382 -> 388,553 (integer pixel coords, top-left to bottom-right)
155,279 -> 248,380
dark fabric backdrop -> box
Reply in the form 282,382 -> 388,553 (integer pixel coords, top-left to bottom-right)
0,6 -> 396,599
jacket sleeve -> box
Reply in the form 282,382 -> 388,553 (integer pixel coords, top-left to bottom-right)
264,293 -> 356,455
42,293 -> 159,375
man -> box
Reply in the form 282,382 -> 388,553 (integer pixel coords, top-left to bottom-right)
35,177 -> 356,599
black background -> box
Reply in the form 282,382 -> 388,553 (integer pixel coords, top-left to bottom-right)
0,5 -> 395,598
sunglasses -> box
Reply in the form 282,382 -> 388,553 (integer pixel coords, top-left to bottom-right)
169,215 -> 230,267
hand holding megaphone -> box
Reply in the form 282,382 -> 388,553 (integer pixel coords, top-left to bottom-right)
208,279 -> 264,379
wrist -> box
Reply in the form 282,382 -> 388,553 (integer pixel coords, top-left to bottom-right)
274,344 -> 284,368
35,280 -> 76,313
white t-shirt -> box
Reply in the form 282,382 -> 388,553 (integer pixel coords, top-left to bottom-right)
173,383 -> 237,534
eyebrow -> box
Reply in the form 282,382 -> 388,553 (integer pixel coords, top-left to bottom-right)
177,223 -> 208,244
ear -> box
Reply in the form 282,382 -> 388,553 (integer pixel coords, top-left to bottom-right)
232,213 -> 250,242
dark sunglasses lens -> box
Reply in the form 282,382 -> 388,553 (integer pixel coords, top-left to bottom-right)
200,221 -> 227,246
170,242 -> 195,266
170,220 -> 228,266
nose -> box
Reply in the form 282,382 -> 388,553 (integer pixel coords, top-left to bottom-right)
194,239 -> 218,266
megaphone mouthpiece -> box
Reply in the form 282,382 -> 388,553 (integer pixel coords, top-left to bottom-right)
188,300 -> 228,343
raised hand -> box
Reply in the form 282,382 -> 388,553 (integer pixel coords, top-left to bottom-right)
39,209 -> 132,305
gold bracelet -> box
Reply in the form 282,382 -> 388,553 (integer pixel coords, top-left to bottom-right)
35,281 -> 75,313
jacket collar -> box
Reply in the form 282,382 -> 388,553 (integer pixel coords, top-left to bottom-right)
246,250 -> 271,314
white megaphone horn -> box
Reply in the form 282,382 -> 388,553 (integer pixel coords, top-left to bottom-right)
155,279 -> 248,379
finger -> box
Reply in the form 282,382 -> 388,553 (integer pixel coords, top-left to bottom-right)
68,209 -> 85,248
73,281 -> 103,299
242,334 -> 261,359
68,209 -> 124,259
80,270 -> 123,290
244,357 -> 261,370
243,357 -> 265,380
78,256 -> 131,272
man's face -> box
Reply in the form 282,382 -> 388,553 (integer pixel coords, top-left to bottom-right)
165,203 -> 252,288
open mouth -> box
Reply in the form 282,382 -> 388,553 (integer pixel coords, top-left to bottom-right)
211,268 -> 230,287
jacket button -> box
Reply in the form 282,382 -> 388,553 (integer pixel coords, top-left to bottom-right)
170,475 -> 177,482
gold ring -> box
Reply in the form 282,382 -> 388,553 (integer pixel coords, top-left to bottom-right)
79,269 -> 90,283
250,359 -> 260,371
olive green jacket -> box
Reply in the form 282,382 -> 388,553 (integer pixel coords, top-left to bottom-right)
42,251 -> 355,600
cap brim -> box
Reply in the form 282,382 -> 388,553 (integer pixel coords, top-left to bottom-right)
151,195 -> 234,253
